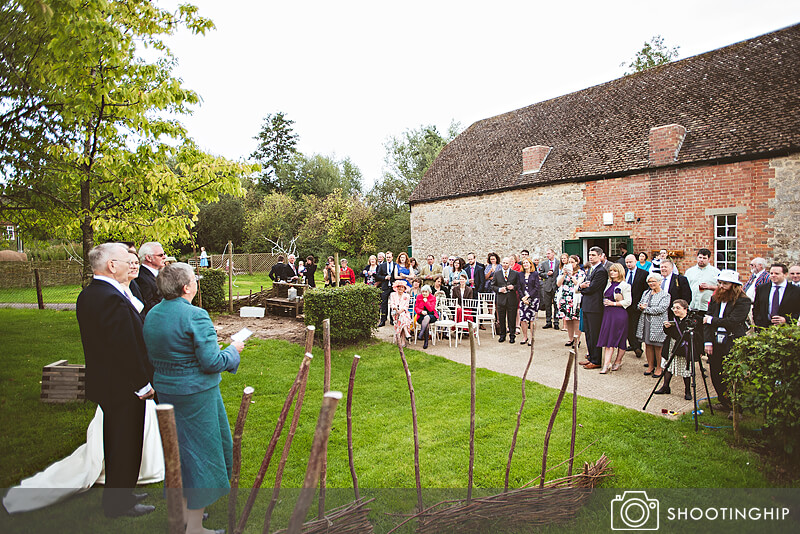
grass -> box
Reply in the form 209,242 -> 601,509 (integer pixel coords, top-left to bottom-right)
0,285 -> 82,304
0,308 -> 786,533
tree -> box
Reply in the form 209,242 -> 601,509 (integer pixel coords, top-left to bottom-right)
622,35 -> 680,75
275,153 -> 363,198
0,0 -> 252,282
250,111 -> 299,192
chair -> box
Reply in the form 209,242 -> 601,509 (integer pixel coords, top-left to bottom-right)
408,300 -> 419,344
454,298 -> 480,346
432,298 -> 456,347
476,292 -> 496,339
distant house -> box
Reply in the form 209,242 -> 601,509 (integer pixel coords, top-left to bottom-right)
410,24 -> 800,274
1,222 -> 21,251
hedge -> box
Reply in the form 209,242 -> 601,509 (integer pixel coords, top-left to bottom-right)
195,268 -> 226,311
303,283 -> 381,343
725,323 -> 800,459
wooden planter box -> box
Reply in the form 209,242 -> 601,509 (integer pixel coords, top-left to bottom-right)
41,359 -> 86,403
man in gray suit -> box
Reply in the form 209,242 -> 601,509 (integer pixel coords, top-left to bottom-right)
539,249 -> 559,329
578,246 -> 608,369
493,257 -> 520,343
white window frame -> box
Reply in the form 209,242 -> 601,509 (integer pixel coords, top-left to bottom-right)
5,225 -> 14,241
714,215 -> 737,270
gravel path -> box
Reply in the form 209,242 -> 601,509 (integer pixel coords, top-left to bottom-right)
375,312 -> 717,418
0,302 -> 76,310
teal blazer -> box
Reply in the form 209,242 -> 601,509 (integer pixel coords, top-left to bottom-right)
143,297 -> 240,395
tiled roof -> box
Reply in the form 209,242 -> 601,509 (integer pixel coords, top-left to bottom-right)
410,24 -> 800,204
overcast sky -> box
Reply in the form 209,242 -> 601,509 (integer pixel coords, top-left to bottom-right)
162,1 -> 800,187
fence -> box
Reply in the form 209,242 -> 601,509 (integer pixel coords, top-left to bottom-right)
204,253 -> 283,275
0,260 -> 83,308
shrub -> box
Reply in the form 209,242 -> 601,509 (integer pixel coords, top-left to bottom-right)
303,283 -> 380,343
195,268 -> 227,311
724,324 -> 800,458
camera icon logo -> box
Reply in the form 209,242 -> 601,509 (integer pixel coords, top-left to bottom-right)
610,491 -> 660,530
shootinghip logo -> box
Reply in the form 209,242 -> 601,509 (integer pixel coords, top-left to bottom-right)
611,491 -> 660,530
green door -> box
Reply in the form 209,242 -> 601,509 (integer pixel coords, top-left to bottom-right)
562,239 -> 581,257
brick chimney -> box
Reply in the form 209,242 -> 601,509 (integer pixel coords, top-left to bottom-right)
648,124 -> 687,166
522,145 -> 552,174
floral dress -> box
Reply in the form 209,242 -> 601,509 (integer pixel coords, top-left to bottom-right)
389,291 -> 412,339
557,271 -> 582,320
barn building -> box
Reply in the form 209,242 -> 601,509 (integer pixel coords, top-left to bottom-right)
409,24 -> 800,274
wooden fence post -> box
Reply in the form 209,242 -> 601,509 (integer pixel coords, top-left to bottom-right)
34,268 -> 44,310
248,253 -> 253,275
228,240 -> 234,314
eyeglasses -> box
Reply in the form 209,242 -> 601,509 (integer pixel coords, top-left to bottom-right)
152,253 -> 166,258
111,259 -> 131,266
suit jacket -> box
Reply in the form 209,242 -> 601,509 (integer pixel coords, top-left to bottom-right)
451,285 -> 474,306
136,266 -> 162,316
753,283 -> 800,327
420,262 -> 443,281
143,297 -> 240,395
578,263 -> 608,313
625,267 -> 649,311
464,262 -> 485,291
269,261 -> 287,282
704,295 -> 752,343
492,268 -> 520,308
538,258 -> 559,292
665,273 -> 692,320
76,279 -> 153,404
376,261 -> 398,292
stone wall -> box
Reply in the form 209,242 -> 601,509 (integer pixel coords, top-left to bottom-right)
768,153 -> 800,264
410,181 -> 586,261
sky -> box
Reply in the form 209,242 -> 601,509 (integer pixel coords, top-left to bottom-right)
162,1 -> 800,188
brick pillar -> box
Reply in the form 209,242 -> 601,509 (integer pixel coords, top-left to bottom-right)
522,145 -> 552,174
649,124 -> 687,166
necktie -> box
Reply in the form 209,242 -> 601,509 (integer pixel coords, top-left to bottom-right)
661,278 -> 667,290
550,260 -> 553,270
771,285 -> 782,316
627,270 -> 633,285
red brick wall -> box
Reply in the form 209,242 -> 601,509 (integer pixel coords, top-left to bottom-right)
575,159 -> 775,275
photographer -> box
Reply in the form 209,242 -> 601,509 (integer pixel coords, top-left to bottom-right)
703,270 -> 752,411
658,299 -> 702,400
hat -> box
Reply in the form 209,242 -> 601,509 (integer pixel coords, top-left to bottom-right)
392,279 -> 407,288
717,269 -> 742,285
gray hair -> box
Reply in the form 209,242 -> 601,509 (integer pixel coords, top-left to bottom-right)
420,285 -> 432,294
751,257 -> 767,269
88,243 -> 127,274
156,262 -> 195,300
647,273 -> 664,283
139,241 -> 162,262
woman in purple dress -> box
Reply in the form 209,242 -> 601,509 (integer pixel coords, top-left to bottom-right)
597,263 -> 632,373
517,258 -> 540,346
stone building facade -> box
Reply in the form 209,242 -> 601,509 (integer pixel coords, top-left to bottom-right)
409,25 -> 800,276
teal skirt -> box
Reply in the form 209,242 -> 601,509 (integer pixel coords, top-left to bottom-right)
159,386 -> 232,509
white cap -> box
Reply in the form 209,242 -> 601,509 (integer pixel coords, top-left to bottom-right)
717,269 -> 742,285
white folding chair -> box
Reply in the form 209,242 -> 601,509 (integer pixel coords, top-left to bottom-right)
432,298 -> 456,347
454,298 -> 481,346
408,300 -> 419,344
476,292 -> 496,339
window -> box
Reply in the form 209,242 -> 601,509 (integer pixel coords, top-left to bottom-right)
5,225 -> 14,241
714,215 -> 736,270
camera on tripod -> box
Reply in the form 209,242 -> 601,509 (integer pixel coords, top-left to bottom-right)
683,309 -> 705,332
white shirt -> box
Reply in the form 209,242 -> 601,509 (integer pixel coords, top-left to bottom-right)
142,263 -> 159,277
769,282 -> 788,312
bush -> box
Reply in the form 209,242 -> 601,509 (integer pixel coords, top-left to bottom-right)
195,268 -> 227,311
725,324 -> 800,458
303,283 -> 380,343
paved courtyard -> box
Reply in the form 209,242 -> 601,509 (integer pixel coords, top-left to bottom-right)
376,312 -> 718,418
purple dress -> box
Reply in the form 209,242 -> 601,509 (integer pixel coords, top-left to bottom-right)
596,282 -> 628,349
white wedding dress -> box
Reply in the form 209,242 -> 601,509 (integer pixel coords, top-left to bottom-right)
3,399 -> 165,514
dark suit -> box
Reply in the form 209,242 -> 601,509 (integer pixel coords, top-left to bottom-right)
704,295 -> 752,407
76,278 -> 153,517
493,268 -> 520,339
135,266 -> 161,316
579,263 -> 608,364
625,268 -> 649,353
538,258 -> 559,326
464,262 -> 486,292
269,261 -> 288,282
753,282 -> 800,328
662,272 -> 692,356
377,261 -> 398,324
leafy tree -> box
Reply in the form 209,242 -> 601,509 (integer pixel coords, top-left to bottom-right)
275,153 -> 363,198
0,0 -> 252,282
194,194 -> 246,253
300,192 -> 376,258
622,35 -> 680,75
242,193 -> 303,253
250,111 -> 299,192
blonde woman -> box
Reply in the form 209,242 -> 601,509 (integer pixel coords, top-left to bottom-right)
597,263 -> 632,373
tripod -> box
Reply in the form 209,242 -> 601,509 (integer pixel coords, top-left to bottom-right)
643,322 -> 714,431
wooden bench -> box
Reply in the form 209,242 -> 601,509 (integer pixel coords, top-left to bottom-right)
41,359 -> 85,403
264,297 -> 303,318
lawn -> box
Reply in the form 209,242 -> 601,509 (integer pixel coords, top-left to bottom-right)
0,308 -> 783,533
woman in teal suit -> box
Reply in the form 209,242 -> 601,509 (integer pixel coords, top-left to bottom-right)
143,263 -> 243,534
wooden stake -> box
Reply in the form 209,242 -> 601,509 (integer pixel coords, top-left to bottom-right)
34,268 -> 44,309
505,321 -> 535,492
155,404 -> 183,534
467,322 -> 477,504
569,335 -> 579,476
397,344 -> 424,514
262,354 -> 312,534
287,391 -> 343,534
305,325 -> 316,354
228,240 -> 234,314
228,387 -> 255,534
234,354 -> 312,534
540,348 -> 574,488
318,318 -> 332,519
347,355 -> 362,501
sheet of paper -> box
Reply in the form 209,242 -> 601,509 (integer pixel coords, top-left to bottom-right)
231,328 -> 253,343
